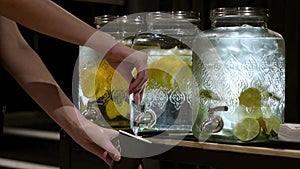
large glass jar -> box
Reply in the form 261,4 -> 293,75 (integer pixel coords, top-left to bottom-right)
129,11 -> 201,135
77,15 -> 144,130
192,7 -> 285,143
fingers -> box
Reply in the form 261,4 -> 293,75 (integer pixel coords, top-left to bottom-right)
129,70 -> 147,104
124,50 -> 148,96
79,141 -> 112,165
105,44 -> 149,104
88,135 -> 121,164
78,121 -> 121,164
132,83 -> 146,104
113,61 -> 147,104
129,69 -> 148,93
100,128 -> 121,161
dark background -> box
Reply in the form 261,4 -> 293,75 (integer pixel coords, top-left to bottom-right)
0,0 -> 299,122
0,1 -> 298,169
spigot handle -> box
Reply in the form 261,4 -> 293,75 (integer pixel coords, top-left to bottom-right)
201,106 -> 228,133
208,106 -> 228,116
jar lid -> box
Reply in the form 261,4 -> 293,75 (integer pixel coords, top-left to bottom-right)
94,15 -> 119,25
117,15 -> 144,25
147,11 -> 200,28
170,11 -> 200,20
210,7 -> 269,18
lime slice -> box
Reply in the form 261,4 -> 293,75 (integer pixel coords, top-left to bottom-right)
264,116 -> 282,135
243,107 -> 263,119
233,118 -> 261,142
257,117 -> 267,134
199,90 -> 220,100
239,87 -> 261,108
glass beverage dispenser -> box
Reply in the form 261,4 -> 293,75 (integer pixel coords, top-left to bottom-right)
129,11 -> 201,135
77,15 -> 144,130
192,7 -> 285,143
76,12 -> 201,133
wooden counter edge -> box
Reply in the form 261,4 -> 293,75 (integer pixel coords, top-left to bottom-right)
147,138 -> 300,159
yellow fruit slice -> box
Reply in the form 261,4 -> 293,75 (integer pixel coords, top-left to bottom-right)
233,118 -> 261,142
80,68 -> 98,98
106,100 -> 120,120
88,59 -> 129,100
172,62 -> 192,92
80,59 -> 116,99
239,87 -> 262,108
95,60 -> 114,98
148,56 -> 191,90
115,101 -> 130,118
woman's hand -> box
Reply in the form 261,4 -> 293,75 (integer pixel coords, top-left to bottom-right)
105,43 -> 148,104
53,106 -> 121,166
85,31 -> 148,104
75,119 -> 121,165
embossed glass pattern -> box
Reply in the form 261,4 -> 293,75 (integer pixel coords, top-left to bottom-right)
130,11 -> 200,134
77,15 -> 144,130
192,7 -> 285,143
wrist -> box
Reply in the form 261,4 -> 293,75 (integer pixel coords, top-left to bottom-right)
51,106 -> 85,139
84,30 -> 118,57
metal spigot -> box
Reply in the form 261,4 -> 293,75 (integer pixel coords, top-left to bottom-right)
200,106 -> 228,133
133,104 -> 156,128
82,100 -> 103,121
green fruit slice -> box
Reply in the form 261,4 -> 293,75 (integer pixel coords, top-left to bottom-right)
264,116 -> 282,136
239,87 -> 261,108
233,118 -> 261,142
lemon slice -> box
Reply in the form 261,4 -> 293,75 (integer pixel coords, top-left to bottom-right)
106,100 -> 120,120
80,68 -> 98,98
148,56 -> 191,90
239,87 -> 261,108
80,59 -> 116,99
264,116 -> 282,135
172,63 -> 192,92
95,60 -> 115,98
115,101 -> 130,118
233,118 -> 261,142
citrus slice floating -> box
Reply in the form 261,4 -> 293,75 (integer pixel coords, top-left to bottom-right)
147,56 -> 191,90
264,116 -> 282,135
239,87 -> 261,108
233,118 -> 261,142
115,101 -> 130,118
106,100 -> 120,120
80,68 -> 98,98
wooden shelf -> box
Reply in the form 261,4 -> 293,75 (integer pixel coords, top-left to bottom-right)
147,138 -> 300,159
145,138 -> 300,168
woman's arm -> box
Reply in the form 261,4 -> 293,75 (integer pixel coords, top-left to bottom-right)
0,0 -> 95,46
0,16 -> 121,165
0,0 -> 148,102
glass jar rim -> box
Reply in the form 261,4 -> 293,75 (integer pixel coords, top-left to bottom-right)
210,7 -> 269,18
148,11 -> 200,20
94,15 -> 120,25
